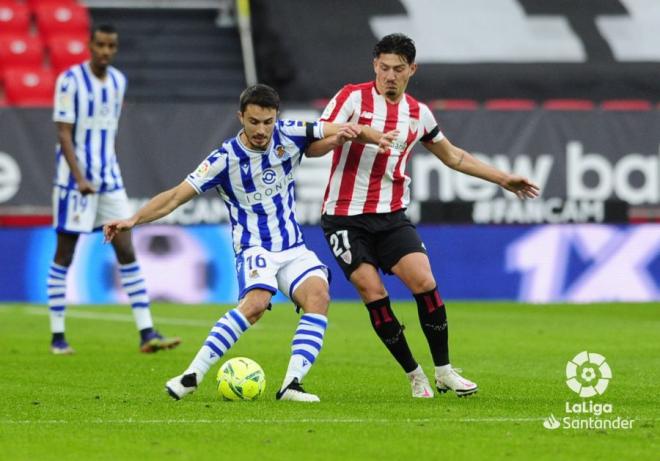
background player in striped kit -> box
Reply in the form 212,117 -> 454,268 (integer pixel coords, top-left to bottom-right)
320,33 -> 540,398
48,24 -> 180,355
103,84 -> 396,402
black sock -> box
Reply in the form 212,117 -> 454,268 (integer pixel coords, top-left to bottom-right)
414,287 -> 449,366
139,327 -> 154,342
52,332 -> 65,343
365,297 -> 417,373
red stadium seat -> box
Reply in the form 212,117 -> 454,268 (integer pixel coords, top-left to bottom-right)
47,34 -> 90,75
484,99 -> 537,110
0,35 -> 45,74
601,99 -> 652,111
3,67 -> 55,107
0,2 -> 30,36
34,3 -> 90,40
542,99 -> 595,111
429,99 -> 479,110
26,0 -> 78,9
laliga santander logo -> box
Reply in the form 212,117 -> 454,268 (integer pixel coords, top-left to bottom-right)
565,351 -> 612,398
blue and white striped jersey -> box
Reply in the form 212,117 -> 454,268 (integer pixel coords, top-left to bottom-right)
187,120 -> 325,254
53,61 -> 127,192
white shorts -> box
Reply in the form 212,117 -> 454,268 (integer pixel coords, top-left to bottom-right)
52,186 -> 132,233
235,244 -> 329,302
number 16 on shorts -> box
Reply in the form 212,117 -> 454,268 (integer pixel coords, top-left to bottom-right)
329,230 -> 352,265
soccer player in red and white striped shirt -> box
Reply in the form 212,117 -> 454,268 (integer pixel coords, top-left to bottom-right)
318,34 -> 539,398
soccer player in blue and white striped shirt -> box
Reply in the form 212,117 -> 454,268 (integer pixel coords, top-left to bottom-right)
48,24 -> 180,355
104,84 -> 395,402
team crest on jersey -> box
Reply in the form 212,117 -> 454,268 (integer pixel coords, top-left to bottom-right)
409,119 -> 419,134
249,269 -> 259,279
195,160 -> 211,177
340,250 -> 352,265
276,145 -> 285,158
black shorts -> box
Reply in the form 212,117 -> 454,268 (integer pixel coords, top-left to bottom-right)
321,210 -> 427,279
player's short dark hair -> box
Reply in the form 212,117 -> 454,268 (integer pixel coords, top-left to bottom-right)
239,84 -> 280,113
91,24 -> 118,41
373,33 -> 416,64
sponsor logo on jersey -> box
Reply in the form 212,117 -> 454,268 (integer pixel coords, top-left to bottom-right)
262,169 -> 277,185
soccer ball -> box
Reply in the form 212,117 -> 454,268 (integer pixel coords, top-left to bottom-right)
217,357 -> 266,401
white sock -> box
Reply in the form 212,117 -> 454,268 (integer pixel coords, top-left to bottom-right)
119,262 -> 154,330
47,262 -> 68,334
281,313 -> 327,389
435,364 -> 452,377
186,308 -> 250,382
407,365 -> 426,379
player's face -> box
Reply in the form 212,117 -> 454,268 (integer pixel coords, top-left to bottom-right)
89,31 -> 118,70
373,53 -> 417,102
238,104 -> 277,150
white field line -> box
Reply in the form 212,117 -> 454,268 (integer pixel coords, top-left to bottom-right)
20,306 -> 213,328
0,417 -> 546,425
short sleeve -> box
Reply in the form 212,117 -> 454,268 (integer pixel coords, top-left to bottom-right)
186,148 -> 229,194
53,72 -> 78,124
278,119 -> 325,152
320,85 -> 356,123
419,103 -> 445,144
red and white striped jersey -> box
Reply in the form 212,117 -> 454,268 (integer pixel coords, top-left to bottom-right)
320,81 -> 444,216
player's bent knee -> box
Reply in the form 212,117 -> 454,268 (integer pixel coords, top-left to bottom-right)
411,278 -> 436,294
300,289 -> 330,315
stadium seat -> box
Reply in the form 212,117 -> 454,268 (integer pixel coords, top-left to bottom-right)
47,34 -> 90,75
601,99 -> 652,111
0,2 -> 30,36
429,99 -> 479,110
542,99 -> 595,111
484,99 -> 537,110
3,67 -> 55,106
34,3 -> 90,40
26,0 -> 78,9
0,35 -> 45,75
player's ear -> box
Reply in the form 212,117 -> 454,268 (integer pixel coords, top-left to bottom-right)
409,62 -> 417,77
236,110 -> 244,125
372,57 -> 378,74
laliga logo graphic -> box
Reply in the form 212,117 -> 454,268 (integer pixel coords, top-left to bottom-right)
565,351 -> 612,398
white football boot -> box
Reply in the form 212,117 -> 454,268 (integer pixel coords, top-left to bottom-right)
436,368 -> 478,397
276,378 -> 320,402
165,372 -> 199,400
408,366 -> 434,398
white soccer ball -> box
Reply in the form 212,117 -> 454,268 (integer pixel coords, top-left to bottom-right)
216,357 -> 266,401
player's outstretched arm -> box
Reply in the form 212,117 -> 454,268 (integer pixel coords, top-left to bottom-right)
306,124 -> 362,157
103,181 -> 197,242
424,138 -> 540,199
306,123 -> 398,157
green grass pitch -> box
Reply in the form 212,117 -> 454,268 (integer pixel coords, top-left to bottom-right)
0,302 -> 658,460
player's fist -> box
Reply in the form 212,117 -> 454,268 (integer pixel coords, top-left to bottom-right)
77,179 -> 96,195
335,124 -> 362,144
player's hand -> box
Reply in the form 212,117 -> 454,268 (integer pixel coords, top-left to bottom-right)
77,179 -> 96,195
334,124 -> 362,145
103,218 -> 136,243
378,129 -> 400,153
501,175 -> 540,199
